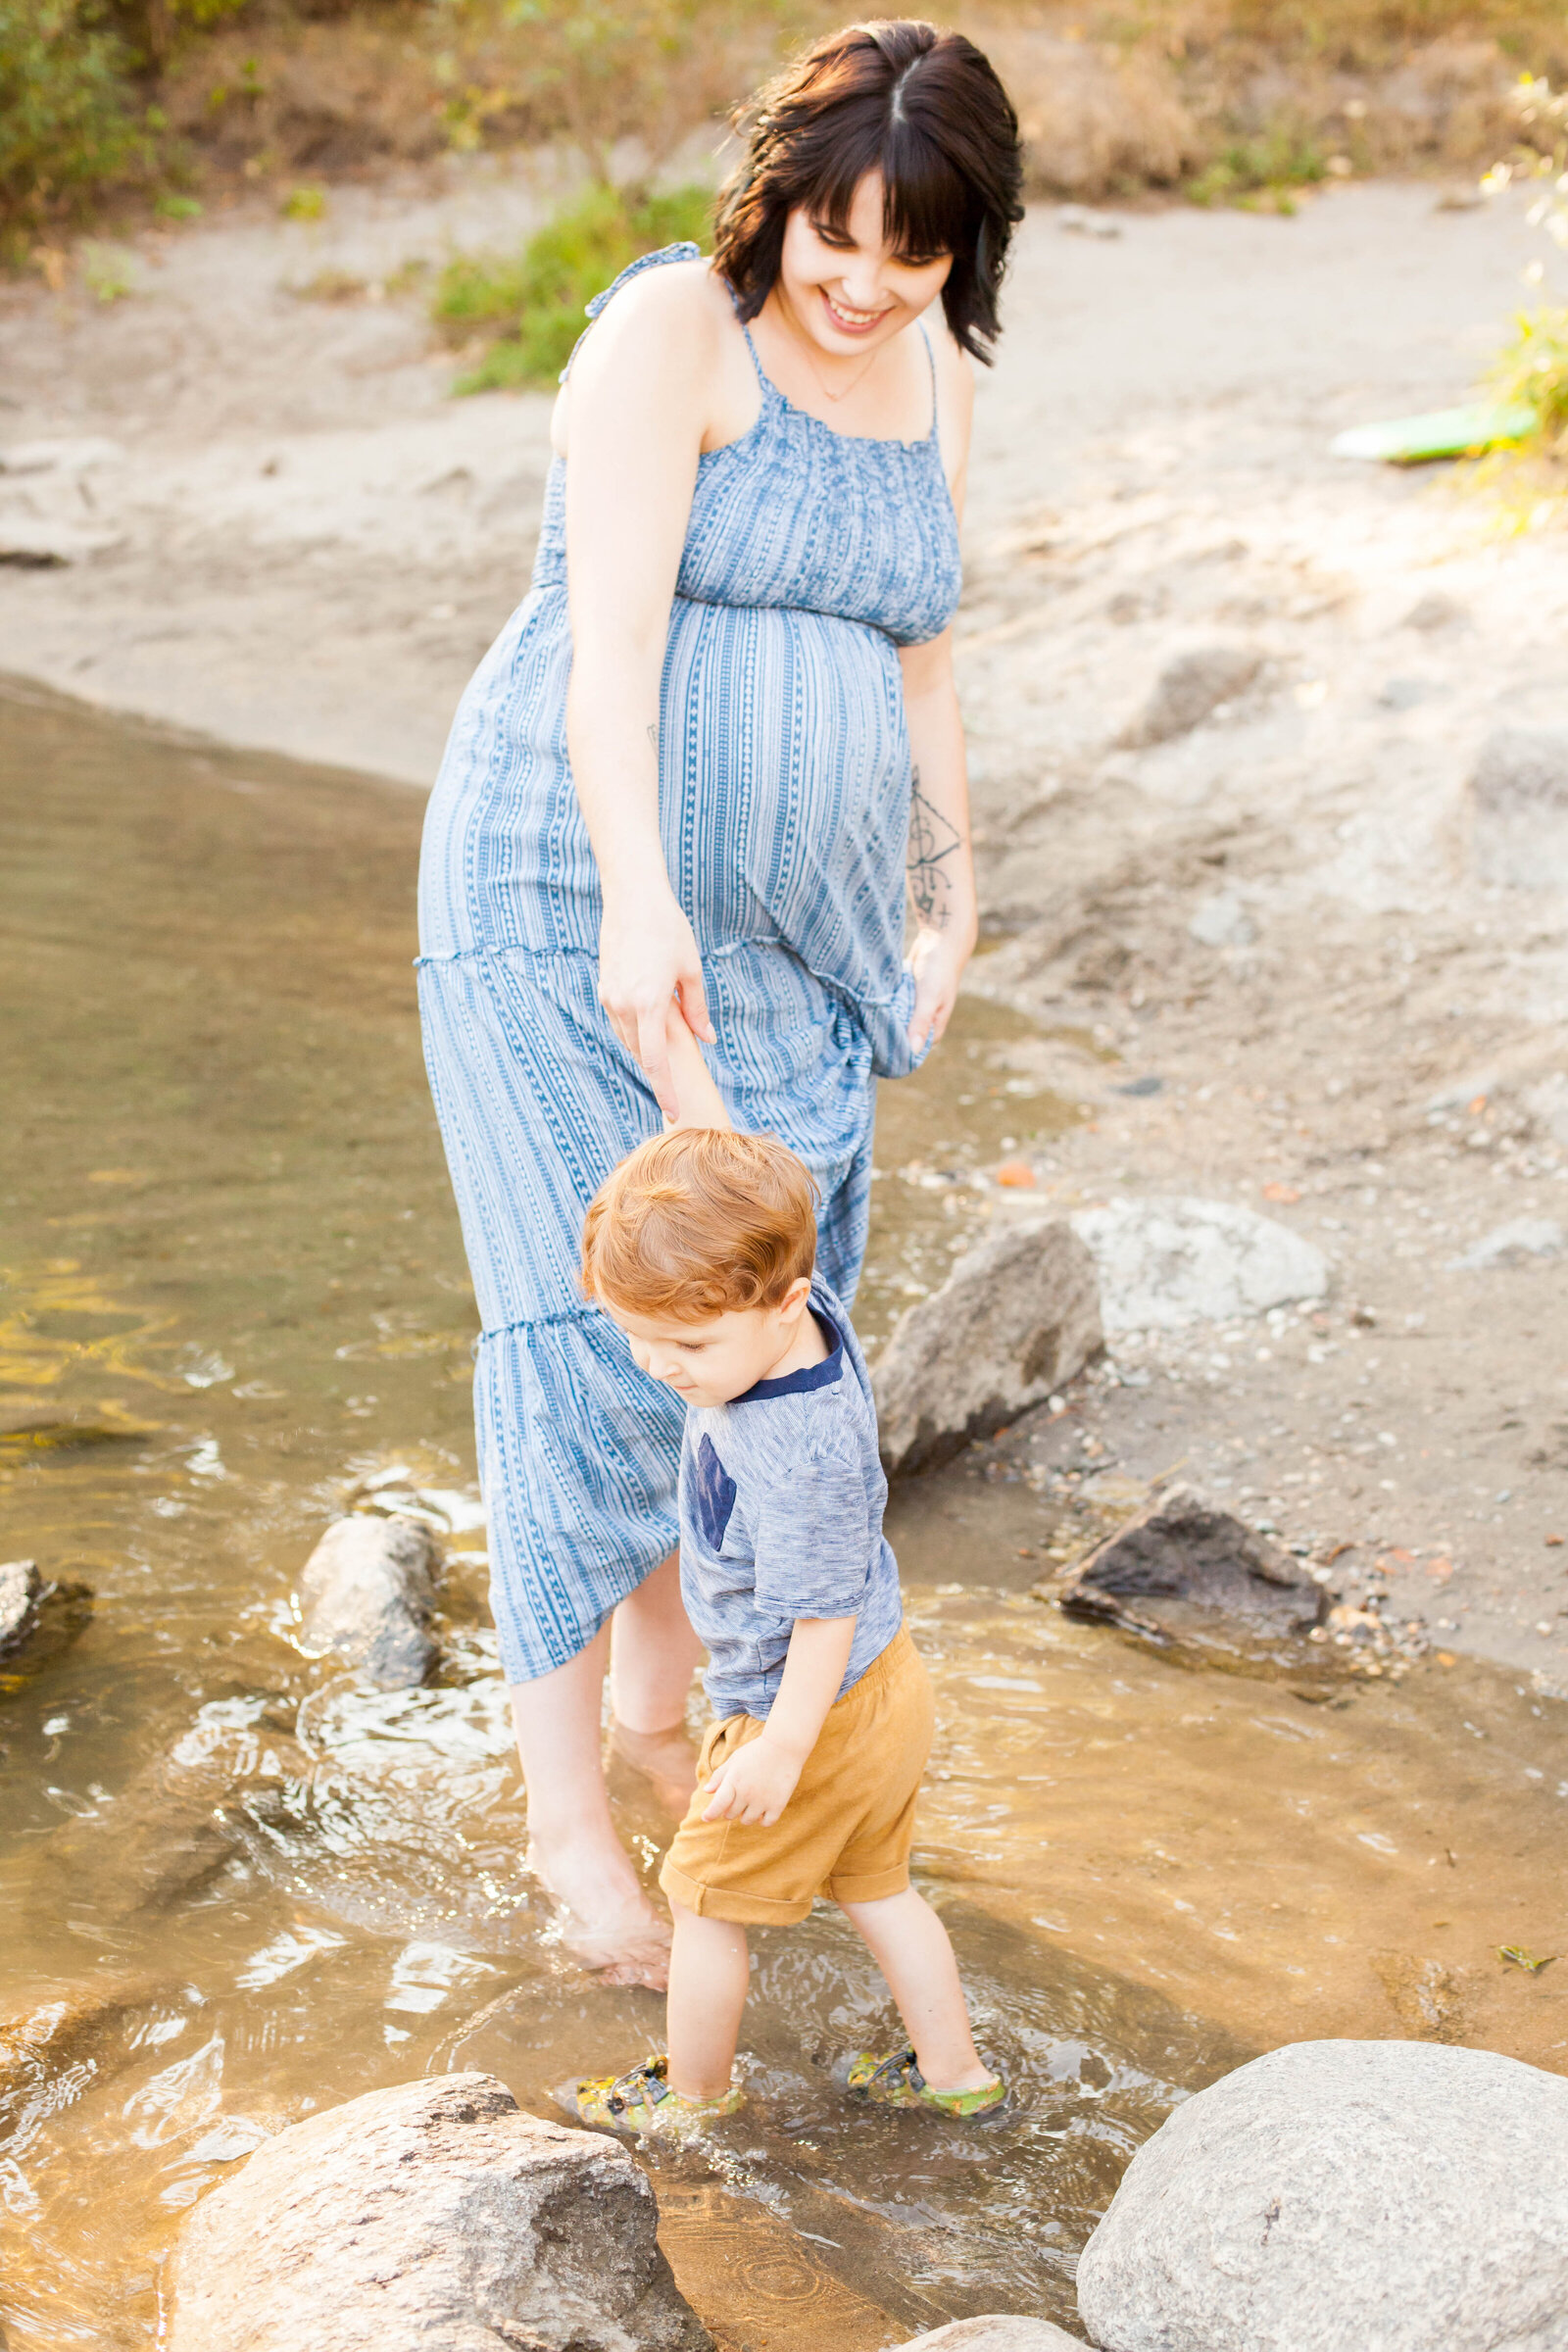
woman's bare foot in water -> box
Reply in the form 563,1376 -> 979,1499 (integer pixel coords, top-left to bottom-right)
526,1838 -> 672,1990
610,1716 -> 699,1818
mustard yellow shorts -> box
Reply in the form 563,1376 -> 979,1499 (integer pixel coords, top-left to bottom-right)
659,1624 -> 935,1926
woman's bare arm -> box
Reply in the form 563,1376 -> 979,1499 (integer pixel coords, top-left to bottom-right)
901,632 -> 978,1051
561,266 -> 724,1115
901,322 -> 977,1053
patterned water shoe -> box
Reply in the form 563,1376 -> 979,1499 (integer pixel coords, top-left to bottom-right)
571,2054 -> 742,2139
847,2046 -> 1007,2121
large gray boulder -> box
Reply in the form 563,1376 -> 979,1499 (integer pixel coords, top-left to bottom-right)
1467,727 -> 1568,889
170,2072 -> 711,2352
1120,646 -> 1262,747
296,1512 -> 438,1689
1076,2039 -> 1568,2352
873,1221 -> 1102,1477
1069,1196 -> 1326,1333
901,2321 -> 1088,2348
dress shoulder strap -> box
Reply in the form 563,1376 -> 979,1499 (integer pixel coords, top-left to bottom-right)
712,275 -> 771,393
917,319 -> 940,443
559,240 -> 703,383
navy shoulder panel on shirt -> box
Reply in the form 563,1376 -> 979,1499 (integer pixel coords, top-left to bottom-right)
694,1431 -> 738,1551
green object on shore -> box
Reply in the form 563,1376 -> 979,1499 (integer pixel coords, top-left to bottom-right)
1330,403 -> 1539,464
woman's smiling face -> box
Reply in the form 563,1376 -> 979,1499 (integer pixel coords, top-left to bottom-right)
776,169 -> 953,356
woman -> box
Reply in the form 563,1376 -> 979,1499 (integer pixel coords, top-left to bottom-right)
417,19 -> 1022,1984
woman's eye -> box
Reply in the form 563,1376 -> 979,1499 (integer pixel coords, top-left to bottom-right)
811,221 -> 855,249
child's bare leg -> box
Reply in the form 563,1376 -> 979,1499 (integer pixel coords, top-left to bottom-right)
840,1888 -> 995,2093
667,1904 -> 749,2099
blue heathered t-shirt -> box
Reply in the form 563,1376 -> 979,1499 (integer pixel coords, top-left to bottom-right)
676,1275 -> 904,1723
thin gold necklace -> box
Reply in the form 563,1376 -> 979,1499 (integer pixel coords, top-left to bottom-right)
778,295 -> 886,405
806,342 -> 881,404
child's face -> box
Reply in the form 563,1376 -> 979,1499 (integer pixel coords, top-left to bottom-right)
606,1281 -> 810,1409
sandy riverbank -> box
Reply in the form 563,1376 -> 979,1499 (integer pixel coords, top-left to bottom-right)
3,170 -> 1566,1677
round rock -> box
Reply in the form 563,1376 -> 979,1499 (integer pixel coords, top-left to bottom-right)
1076,2038 -> 1568,2352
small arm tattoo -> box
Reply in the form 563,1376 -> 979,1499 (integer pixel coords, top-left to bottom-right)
906,768 -> 962,930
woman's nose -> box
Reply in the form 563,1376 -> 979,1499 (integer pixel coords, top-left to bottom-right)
834,260 -> 885,309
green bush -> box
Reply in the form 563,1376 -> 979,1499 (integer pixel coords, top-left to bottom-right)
1186,126 -> 1328,211
1490,305 -> 1568,443
0,0 -> 146,238
432,179 -> 712,393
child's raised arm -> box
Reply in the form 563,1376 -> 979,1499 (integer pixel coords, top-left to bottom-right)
662,1000 -> 733,1134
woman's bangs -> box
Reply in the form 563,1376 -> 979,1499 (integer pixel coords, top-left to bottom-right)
880,129 -> 970,262
800,120 -> 968,263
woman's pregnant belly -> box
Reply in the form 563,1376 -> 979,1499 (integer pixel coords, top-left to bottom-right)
660,596 -> 911,991
418,589 -> 912,1012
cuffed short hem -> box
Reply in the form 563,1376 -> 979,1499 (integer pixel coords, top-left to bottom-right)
826,1862 -> 910,1904
659,1859 -> 814,1926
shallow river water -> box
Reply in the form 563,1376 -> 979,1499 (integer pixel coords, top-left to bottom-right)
2,681 -> 1565,2350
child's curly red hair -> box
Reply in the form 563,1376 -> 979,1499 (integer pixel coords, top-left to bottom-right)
582,1129 -> 818,1323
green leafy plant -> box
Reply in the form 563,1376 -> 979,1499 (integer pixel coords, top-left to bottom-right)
1186,124 -> 1328,212
432,179 -> 712,394
281,181 -> 326,220
0,0 -> 145,239
1478,74 -> 1568,463
80,233 -> 136,296
1488,305 -> 1568,442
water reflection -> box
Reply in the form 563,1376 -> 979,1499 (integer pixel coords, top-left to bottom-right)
2,682 -> 1564,2351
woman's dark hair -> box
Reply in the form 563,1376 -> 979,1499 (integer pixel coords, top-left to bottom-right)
713,20 -> 1024,366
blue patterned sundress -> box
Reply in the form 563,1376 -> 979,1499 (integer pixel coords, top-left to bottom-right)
416,244 -> 962,1685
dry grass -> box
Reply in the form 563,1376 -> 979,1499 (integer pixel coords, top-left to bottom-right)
12,0 -> 1568,251
168,0 -> 1568,205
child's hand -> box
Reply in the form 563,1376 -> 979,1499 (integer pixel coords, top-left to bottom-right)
701,1734 -> 802,1827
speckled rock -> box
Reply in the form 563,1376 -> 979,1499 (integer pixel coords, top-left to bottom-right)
900,2319 -> 1089,2349
1069,1196 -> 1326,1333
170,2072 -> 711,2352
296,1512 -> 438,1689
0,1559 -> 93,1669
0,1560 -> 42,1653
1076,2038 -> 1568,2352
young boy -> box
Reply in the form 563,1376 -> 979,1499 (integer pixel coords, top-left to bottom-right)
569,1106 -> 1004,2135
